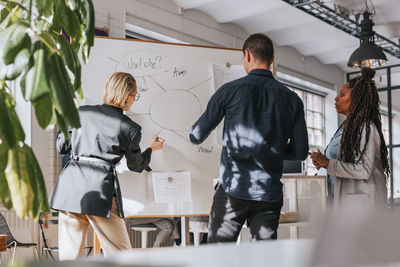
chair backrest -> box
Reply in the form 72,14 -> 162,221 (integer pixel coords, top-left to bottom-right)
38,212 -> 59,249
0,213 -> 17,245
38,212 -> 59,226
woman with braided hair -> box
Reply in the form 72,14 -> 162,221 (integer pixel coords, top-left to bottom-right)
310,68 -> 389,209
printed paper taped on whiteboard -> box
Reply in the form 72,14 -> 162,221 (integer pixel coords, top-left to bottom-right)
152,172 -> 192,203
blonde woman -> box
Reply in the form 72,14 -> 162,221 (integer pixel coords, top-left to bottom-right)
49,72 -> 164,260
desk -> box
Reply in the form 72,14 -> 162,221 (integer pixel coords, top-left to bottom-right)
93,213 -> 209,255
93,175 -> 325,253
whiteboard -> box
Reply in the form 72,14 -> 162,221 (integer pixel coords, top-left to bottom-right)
81,37 -> 244,216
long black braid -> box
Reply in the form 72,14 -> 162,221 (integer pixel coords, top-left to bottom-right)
340,68 -> 390,177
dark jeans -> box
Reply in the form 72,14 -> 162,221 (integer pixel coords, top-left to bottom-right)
208,184 -> 282,243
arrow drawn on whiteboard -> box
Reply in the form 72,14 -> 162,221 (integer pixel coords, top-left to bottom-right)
143,76 -> 148,89
155,128 -> 164,136
148,75 -> 166,92
169,130 -> 192,144
187,77 -> 212,91
108,57 -> 120,63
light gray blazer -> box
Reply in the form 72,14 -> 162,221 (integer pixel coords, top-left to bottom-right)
327,122 -> 387,209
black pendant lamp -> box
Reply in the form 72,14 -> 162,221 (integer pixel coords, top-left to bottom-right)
347,10 -> 388,69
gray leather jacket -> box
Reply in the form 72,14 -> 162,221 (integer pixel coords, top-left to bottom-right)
49,104 -> 152,218
328,122 -> 387,209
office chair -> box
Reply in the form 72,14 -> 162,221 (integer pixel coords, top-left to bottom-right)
38,212 -> 59,260
0,213 -> 39,263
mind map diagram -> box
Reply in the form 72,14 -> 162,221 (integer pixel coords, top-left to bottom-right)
108,50 -> 214,154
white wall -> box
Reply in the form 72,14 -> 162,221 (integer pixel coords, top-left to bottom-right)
12,0 -> 346,245
93,0 -> 345,148
0,0 -> 357,256
93,0 -> 247,48
91,0 -> 345,240
93,0 -> 345,91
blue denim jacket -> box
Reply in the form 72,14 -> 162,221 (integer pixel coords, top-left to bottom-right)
189,69 -> 308,202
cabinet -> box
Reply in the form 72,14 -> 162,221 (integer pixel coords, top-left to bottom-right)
280,175 -> 327,239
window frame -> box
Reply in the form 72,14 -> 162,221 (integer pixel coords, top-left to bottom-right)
283,82 -> 326,175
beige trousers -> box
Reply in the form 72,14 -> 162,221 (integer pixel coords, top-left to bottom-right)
58,198 -> 131,260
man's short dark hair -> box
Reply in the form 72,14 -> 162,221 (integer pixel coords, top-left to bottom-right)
242,33 -> 274,65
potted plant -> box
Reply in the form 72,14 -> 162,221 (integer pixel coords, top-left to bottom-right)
0,0 -> 94,219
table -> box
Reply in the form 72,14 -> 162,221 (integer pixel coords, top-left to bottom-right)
93,175 -> 326,253
93,213 -> 209,255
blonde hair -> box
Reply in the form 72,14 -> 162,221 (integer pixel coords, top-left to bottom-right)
102,72 -> 137,108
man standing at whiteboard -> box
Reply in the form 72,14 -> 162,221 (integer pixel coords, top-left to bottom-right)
189,33 -> 308,243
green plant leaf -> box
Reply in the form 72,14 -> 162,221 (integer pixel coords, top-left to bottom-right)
83,0 -> 94,47
0,4 -> 10,21
22,144 -> 49,219
0,89 -> 16,147
32,94 -> 53,129
0,0 -> 94,220
76,86 -> 84,99
7,47 -> 30,79
80,0 -> 94,63
18,0 -> 31,11
20,144 -> 40,219
0,4 -> 21,30
4,91 -> 26,143
24,44 -> 52,101
59,3 -> 81,48
47,53 -> 81,129
0,21 -> 29,65
0,48 -> 30,80
39,32 -> 58,54
5,146 -> 34,219
50,0 -> 62,33
55,109 -> 68,138
0,5 -> 11,28
0,89 -> 25,147
70,11 -> 83,50
57,34 -> 81,91
0,143 -> 12,209
1,31 -> 32,81
32,0 -> 53,19
68,0 -> 79,11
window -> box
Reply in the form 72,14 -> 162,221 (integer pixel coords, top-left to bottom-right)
125,23 -> 188,44
381,113 -> 390,145
289,86 -> 325,175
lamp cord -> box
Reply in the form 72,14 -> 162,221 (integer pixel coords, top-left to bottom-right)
364,0 -> 376,17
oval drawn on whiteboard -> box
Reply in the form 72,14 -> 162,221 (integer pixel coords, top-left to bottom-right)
149,90 -> 202,132
116,51 -> 172,77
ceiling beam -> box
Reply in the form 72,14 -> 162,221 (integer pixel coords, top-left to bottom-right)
281,0 -> 400,59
